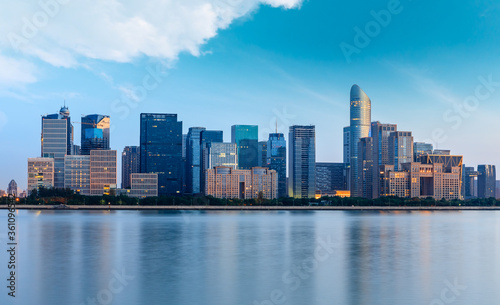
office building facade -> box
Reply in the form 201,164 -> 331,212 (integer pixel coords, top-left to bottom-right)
388,131 -> 414,171
129,173 -> 158,198
267,133 -> 287,198
315,162 -> 345,196
27,158 -> 54,195
90,150 -> 117,196
122,146 -> 140,189
231,125 -> 258,169
64,155 -> 91,195
140,113 -> 183,195
370,122 -> 397,198
288,125 -> 316,198
80,114 -> 110,155
478,165 -> 496,198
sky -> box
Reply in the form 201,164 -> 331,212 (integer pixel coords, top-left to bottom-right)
1,0 -> 500,190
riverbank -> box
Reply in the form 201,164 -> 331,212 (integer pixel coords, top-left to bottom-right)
1,205 -> 500,211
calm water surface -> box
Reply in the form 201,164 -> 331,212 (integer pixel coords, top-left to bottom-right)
1,210 -> 499,305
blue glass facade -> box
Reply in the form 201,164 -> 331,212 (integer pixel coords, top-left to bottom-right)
288,125 -> 315,198
186,127 -> 206,194
231,125 -> 258,169
81,114 -> 110,155
140,113 -> 183,195
267,133 -> 287,198
349,85 -> 371,197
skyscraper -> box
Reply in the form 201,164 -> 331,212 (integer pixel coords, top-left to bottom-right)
80,114 -> 110,155
343,126 -> 350,190
41,106 -> 73,188
7,180 -> 17,197
358,137 -> 374,199
140,113 -> 183,195
186,127 -> 206,194
288,125 -> 316,198
388,131 -> 414,171
199,130 -> 224,193
64,155 -> 91,195
203,142 -> 238,169
122,146 -> 140,189
267,133 -> 287,198
349,85 -> 371,197
462,166 -> 478,199
371,122 -> 397,198
258,141 -> 268,167
231,125 -> 258,169
478,165 -> 496,198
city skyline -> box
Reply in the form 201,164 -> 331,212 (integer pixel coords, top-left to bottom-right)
2,0 -> 500,190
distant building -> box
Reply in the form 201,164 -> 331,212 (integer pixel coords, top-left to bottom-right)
477,165 -> 496,198
203,142 -> 238,170
288,125 -> 316,198
140,113 -> 183,195
90,150 -> 117,196
414,142 -> 433,161
199,130 -> 223,194
315,162 -> 344,195
358,137 -> 374,198
433,150 -> 451,155
380,161 -> 462,200
267,133 -> 287,198
258,141 -> 268,167
388,131 -> 413,171
129,173 -> 158,198
462,166 -> 478,199
186,127 -> 206,194
42,106 -> 73,188
205,166 -> 277,199
7,180 -> 17,197
231,125 -> 258,169
64,155 -> 91,195
496,181 -> 500,199
27,158 -> 54,195
80,114 -> 110,155
122,146 -> 140,189
343,126 -> 350,191
371,122 -> 397,198
0,190 -> 6,197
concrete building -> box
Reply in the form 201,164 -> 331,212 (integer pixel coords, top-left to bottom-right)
64,155 -> 91,195
371,122 -> 397,198
90,150 -> 117,196
27,158 -> 54,195
205,166 -> 277,199
129,173 -> 158,198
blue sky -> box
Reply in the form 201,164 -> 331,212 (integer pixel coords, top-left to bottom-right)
1,0 -> 500,190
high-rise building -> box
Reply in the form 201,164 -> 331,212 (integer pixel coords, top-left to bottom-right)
122,146 -> 140,189
7,180 -> 17,196
349,85 -> 371,197
231,125 -> 258,169
414,142 -> 433,161
343,126 -> 350,190
140,113 -> 183,195
90,150 -> 117,196
27,158 -> 54,195
371,122 -> 397,198
199,130 -> 223,193
388,131 -> 414,171
315,162 -> 344,196
288,125 -> 316,198
129,173 -> 158,198
80,114 -> 110,155
64,155 -> 91,195
258,141 -> 268,167
496,180 -> 500,199
462,166 -> 478,199
185,127 -> 206,194
205,166 -> 277,199
267,133 -> 287,198
478,165 -> 496,198
203,142 -> 238,169
358,137 -> 374,198
41,106 -> 73,188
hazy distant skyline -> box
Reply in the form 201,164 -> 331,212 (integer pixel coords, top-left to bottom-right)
1,0 -> 500,190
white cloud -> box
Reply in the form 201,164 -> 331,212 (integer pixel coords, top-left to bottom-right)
0,0 -> 303,70
0,53 -> 37,86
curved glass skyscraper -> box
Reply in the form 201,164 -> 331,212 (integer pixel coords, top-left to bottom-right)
349,85 -> 371,197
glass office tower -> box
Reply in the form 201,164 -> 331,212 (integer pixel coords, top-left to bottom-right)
288,125 -> 315,198
267,133 -> 287,198
140,113 -> 183,195
122,146 -> 140,189
41,106 -> 73,188
186,127 -> 206,194
81,114 -> 110,155
349,85 -> 371,197
231,125 -> 258,169
478,165 -> 496,198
